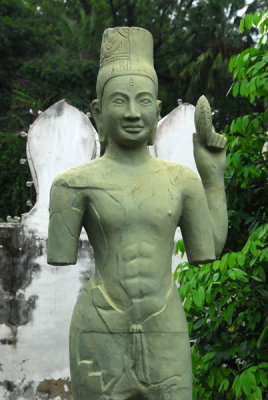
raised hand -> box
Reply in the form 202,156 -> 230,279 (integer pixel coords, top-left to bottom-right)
194,95 -> 226,149
193,95 -> 226,183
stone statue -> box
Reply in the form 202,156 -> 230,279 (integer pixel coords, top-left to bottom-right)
47,27 -> 227,399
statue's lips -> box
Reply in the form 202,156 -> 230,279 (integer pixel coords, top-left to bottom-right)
123,125 -> 144,133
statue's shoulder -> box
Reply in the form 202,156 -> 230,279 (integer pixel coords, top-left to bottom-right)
152,157 -> 199,181
152,158 -> 201,195
51,158 -> 103,190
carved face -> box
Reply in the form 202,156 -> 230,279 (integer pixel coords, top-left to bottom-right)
93,75 -> 161,150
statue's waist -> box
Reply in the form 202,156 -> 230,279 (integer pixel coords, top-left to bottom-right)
77,277 -> 188,334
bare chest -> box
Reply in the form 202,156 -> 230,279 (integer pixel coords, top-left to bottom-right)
83,172 -> 182,237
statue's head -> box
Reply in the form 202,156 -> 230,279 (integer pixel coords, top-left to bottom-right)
92,27 -> 161,155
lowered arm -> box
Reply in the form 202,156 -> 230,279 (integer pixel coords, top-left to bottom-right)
47,173 -> 85,266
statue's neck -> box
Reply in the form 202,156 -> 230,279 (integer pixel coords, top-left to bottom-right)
104,141 -> 150,166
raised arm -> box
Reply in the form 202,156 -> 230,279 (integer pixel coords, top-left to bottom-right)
193,95 -> 228,257
179,168 -> 216,265
47,173 -> 85,266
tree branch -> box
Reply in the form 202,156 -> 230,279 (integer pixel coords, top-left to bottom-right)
109,0 -> 118,25
79,0 -> 91,14
185,0 -> 194,9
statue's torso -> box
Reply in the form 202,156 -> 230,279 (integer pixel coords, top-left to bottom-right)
70,156 -> 185,322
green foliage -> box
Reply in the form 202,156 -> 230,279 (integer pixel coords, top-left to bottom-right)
0,0 -> 52,117
163,0 -> 256,130
13,56 -> 98,115
0,131 -> 32,220
174,224 -> 268,399
175,11 -> 268,399
229,11 -> 268,104
224,11 -> 268,251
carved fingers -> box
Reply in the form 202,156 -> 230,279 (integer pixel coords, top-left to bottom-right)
206,131 -> 226,149
194,95 -> 226,150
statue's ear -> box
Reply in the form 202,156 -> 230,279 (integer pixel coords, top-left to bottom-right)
91,99 -> 101,130
148,100 -> 162,146
91,99 -> 107,155
156,99 -> 162,121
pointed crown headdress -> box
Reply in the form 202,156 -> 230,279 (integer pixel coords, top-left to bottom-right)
96,27 -> 158,98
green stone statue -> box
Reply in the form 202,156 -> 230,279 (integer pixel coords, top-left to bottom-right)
47,27 -> 227,399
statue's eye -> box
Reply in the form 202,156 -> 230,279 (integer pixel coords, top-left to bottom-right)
112,98 -> 124,105
140,98 -> 152,105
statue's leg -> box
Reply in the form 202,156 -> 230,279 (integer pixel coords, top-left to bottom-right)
140,285 -> 192,399
69,284 -> 135,400
146,388 -> 191,400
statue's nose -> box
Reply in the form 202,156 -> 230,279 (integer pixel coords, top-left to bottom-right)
124,101 -> 141,120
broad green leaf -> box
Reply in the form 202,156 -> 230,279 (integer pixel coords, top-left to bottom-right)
232,152 -> 241,168
245,14 -> 253,30
212,260 -> 220,271
255,266 -> 266,281
236,311 -> 245,326
230,119 -> 236,133
188,321 -> 193,336
184,293 -> 192,312
249,366 -> 258,373
249,78 -> 256,94
229,252 -> 237,268
251,61 -> 266,75
232,375 -> 242,398
206,290 -> 211,303
192,287 -> 204,308
179,282 -> 189,300
228,270 -> 236,280
250,386 -> 262,400
203,351 -> 216,363
198,286 -> 205,303
212,272 -> 219,281
250,241 -> 259,257
258,362 -> 268,368
232,81 -> 239,97
243,52 -> 250,63
220,253 -> 229,274
253,11 -> 262,27
242,371 -> 257,396
241,115 -> 249,131
251,274 -> 262,281
259,369 -> 268,387
209,305 -> 216,320
219,378 -> 229,392
175,239 -> 185,256
260,247 -> 268,262
233,268 -> 247,280
240,17 -> 245,33
240,79 -> 248,96
229,55 -> 237,72
224,302 -> 236,324
208,370 -> 214,388
193,317 -> 204,329
252,11 -> 258,27
242,240 -> 251,254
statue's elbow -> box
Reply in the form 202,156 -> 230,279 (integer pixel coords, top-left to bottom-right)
214,230 -> 228,258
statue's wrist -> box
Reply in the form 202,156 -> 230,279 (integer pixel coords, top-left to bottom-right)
201,174 -> 225,189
